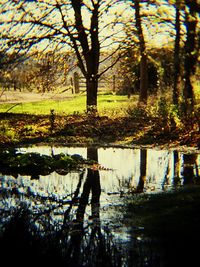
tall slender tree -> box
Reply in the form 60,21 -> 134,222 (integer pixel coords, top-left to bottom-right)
183,0 -> 198,114
133,0 -> 148,104
173,0 -> 181,105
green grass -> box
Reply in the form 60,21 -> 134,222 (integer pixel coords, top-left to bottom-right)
0,93 -> 130,116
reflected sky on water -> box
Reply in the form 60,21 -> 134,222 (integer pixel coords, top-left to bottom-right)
11,146 -> 200,193
0,146 -> 200,266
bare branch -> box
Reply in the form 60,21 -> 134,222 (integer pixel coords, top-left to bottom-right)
98,49 -> 124,78
55,1 -> 87,76
99,45 -> 121,64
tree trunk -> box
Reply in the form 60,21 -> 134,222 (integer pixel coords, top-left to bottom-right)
71,0 -> 100,113
139,53 -> 148,104
89,147 -> 101,222
183,0 -> 198,113
134,0 -> 148,105
173,1 -> 181,105
86,77 -> 98,113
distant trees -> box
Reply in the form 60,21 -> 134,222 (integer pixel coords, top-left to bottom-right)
0,51 -> 27,91
34,51 -> 71,93
0,51 -> 71,92
115,45 -> 175,97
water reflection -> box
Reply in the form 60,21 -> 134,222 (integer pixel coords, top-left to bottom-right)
0,147 -> 123,266
0,146 -> 200,266
182,154 -> 199,185
11,146 -> 200,194
66,148 -> 103,266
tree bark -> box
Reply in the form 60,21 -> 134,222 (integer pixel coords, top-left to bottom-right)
134,0 -> 148,104
139,53 -> 148,104
71,0 -> 100,113
173,1 -> 181,105
183,0 -> 198,113
86,77 -> 98,112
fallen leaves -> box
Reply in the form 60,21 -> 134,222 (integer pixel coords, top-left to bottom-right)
0,113 -> 199,149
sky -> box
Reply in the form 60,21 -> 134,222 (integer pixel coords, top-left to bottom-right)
0,0 -> 178,54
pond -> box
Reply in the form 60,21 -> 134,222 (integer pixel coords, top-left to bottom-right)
0,146 -> 200,267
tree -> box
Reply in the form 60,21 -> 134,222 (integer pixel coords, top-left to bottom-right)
0,51 -> 28,91
0,0 -> 123,113
34,51 -> 71,93
0,50 -> 71,92
183,0 -> 199,114
128,0 -> 176,103
173,0 -> 181,105
132,0 -> 148,104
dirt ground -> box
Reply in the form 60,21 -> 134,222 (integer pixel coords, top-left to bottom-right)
0,90 -> 71,103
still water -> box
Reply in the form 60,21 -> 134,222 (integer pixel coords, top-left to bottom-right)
0,146 -> 200,266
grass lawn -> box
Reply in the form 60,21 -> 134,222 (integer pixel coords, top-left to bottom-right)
0,93 -> 131,116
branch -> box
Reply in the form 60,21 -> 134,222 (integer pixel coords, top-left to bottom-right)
55,1 -> 87,76
90,1 -> 100,74
5,103 -> 21,113
71,0 -> 90,56
98,50 -> 124,78
99,45 -> 121,64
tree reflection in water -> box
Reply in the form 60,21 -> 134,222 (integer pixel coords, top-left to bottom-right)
1,147 -> 200,267
136,149 -> 147,193
0,147 -> 122,267
182,153 -> 198,185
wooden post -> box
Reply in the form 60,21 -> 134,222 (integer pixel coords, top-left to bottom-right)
112,74 -> 116,92
74,72 -> 80,94
70,77 -> 74,94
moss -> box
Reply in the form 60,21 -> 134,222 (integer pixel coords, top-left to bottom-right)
0,148 -> 92,177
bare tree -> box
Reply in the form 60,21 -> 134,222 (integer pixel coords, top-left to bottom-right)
131,0 -> 148,104
0,0 -> 123,112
